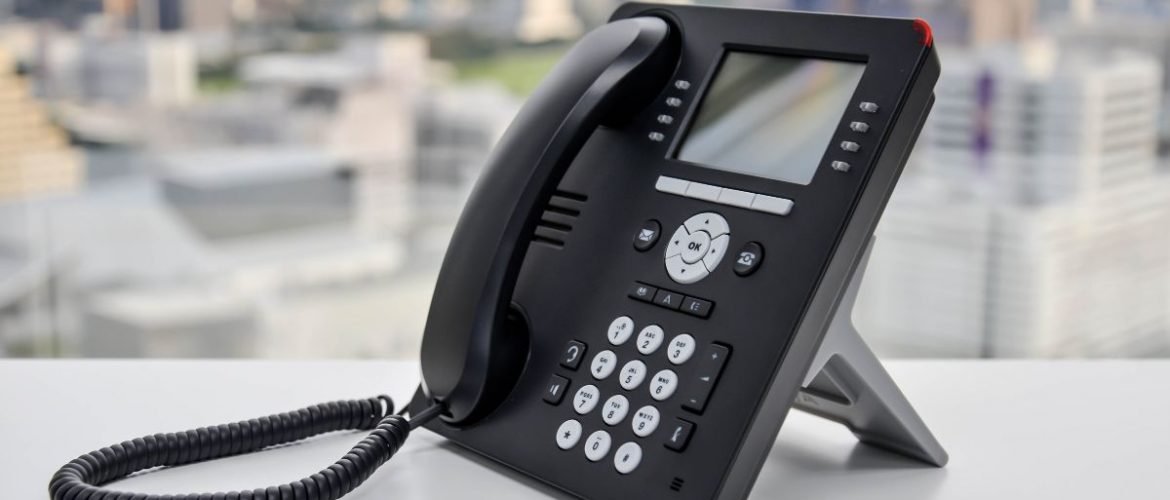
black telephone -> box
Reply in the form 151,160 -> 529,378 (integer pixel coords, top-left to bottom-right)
50,4 -> 945,500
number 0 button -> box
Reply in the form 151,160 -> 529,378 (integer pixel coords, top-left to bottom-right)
584,430 -> 612,462
667,334 -> 696,365
649,369 -> 678,401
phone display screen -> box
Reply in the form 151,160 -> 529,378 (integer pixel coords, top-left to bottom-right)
675,52 -> 865,185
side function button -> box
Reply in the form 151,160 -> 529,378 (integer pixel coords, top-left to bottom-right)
653,289 -> 684,309
631,405 -> 660,437
667,334 -> 696,365
584,430 -> 612,462
682,344 -> 730,414
830,160 -> 852,172
633,220 -> 661,251
628,282 -> 657,303
840,141 -> 861,153
607,316 -> 635,345
591,350 -> 618,380
602,395 -> 630,426
573,384 -> 601,415
560,340 -> 586,370
859,101 -> 879,113
680,296 -> 712,318
664,419 -> 695,452
614,442 -> 643,474
556,419 -> 582,450
849,121 -> 870,133
649,369 -> 679,401
636,325 -> 665,355
544,375 -> 570,405
733,242 -> 764,277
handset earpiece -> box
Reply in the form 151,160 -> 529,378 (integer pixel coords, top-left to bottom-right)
419,16 -> 679,425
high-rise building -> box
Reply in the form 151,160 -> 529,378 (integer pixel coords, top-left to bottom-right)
856,41 -> 1170,357
0,48 -> 84,202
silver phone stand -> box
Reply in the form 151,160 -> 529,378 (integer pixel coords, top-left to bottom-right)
794,239 -> 949,466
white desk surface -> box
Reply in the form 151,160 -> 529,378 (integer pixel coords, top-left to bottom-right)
1,360 -> 1166,499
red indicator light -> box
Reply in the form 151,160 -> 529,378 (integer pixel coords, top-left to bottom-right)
912,18 -> 933,47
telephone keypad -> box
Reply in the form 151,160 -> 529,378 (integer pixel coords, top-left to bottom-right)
602,395 -> 630,426
550,313 -> 728,475
584,430 -> 612,462
613,442 -> 643,474
591,351 -> 618,379
635,325 -> 665,355
557,419 -> 583,450
619,360 -> 647,390
649,369 -> 679,401
574,385 -> 601,414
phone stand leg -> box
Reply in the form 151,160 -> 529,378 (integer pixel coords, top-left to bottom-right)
793,238 -> 949,466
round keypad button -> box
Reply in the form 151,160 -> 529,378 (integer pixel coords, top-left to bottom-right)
636,325 -> 665,355
649,369 -> 678,401
607,316 -> 635,346
573,384 -> 600,415
556,420 -> 582,450
631,405 -> 660,438
584,430 -> 612,462
667,334 -> 696,365
601,395 -> 630,426
618,360 -> 647,391
613,442 -> 643,474
591,350 -> 617,380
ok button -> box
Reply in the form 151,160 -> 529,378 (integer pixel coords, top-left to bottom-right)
680,231 -> 711,264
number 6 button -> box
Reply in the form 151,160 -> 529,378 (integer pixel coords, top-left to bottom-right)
667,334 -> 696,365
649,369 -> 678,401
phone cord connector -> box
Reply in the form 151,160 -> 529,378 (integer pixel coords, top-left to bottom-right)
48,395 -> 446,500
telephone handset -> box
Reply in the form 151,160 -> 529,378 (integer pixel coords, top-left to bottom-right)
50,4 -> 944,500
419,15 -> 678,425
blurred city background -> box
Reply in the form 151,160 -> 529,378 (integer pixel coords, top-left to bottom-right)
0,0 -> 1167,359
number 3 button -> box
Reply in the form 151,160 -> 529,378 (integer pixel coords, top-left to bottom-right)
667,334 -> 696,365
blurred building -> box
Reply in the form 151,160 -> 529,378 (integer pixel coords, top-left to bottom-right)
857,41 -> 1170,357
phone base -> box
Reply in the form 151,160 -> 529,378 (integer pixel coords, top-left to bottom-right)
794,238 -> 949,467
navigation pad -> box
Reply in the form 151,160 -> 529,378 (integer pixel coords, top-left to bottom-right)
664,212 -> 730,284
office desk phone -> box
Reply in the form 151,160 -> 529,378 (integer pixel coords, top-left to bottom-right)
49,4 -> 945,500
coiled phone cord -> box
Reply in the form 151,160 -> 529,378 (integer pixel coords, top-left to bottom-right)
48,395 -> 446,500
